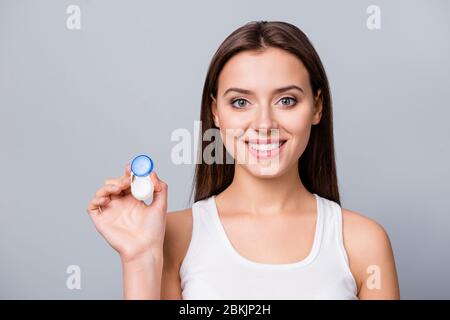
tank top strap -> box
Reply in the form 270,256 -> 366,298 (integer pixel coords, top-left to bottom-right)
315,195 -> 353,270
179,196 -> 219,279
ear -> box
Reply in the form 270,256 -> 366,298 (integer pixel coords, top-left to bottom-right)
312,89 -> 323,125
211,95 -> 220,128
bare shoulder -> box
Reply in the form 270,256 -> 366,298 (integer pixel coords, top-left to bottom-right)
340,208 -> 400,299
163,208 -> 193,270
341,208 -> 391,248
341,208 -> 393,268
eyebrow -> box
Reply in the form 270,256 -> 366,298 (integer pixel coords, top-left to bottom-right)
223,85 -> 304,97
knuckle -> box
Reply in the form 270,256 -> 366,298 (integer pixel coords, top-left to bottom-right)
104,179 -> 115,185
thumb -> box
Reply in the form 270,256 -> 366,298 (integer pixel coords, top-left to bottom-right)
148,171 -> 168,211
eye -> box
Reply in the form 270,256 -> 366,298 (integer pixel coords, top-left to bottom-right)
277,97 -> 298,107
231,98 -> 250,109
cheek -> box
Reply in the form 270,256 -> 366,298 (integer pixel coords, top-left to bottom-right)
279,102 -> 313,130
217,107 -> 250,129
279,108 -> 313,154
217,108 -> 250,155
281,111 -> 311,134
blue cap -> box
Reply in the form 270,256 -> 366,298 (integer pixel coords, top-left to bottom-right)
131,154 -> 154,177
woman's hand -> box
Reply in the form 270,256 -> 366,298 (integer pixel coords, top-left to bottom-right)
86,164 -> 168,264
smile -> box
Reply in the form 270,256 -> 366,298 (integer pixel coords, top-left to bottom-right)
244,139 -> 287,160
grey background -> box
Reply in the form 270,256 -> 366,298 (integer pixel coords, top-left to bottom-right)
0,0 -> 449,299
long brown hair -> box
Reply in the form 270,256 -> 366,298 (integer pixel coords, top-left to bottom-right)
190,21 -> 340,205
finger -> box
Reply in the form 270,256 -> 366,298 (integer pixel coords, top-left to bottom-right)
149,171 -> 168,210
101,179 -> 126,200
117,163 -> 131,183
87,196 -> 110,214
120,175 -> 131,188
149,171 -> 163,193
124,163 -> 131,177
110,176 -> 132,198
104,177 -> 121,186
112,163 -> 132,195
95,184 -> 122,197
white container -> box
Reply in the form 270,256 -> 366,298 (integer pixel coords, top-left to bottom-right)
131,175 -> 154,201
130,154 -> 154,203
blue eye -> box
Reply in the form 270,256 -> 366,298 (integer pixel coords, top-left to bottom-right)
231,98 -> 249,109
278,97 -> 297,107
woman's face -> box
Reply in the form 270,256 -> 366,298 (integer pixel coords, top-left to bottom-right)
212,47 -> 323,177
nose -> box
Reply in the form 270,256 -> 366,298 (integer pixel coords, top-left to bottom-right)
252,104 -> 278,133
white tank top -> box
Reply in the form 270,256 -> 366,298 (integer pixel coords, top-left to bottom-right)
179,193 -> 359,299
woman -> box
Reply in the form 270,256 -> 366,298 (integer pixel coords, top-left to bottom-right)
86,21 -> 400,300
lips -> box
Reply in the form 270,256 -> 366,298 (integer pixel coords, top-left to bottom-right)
244,139 -> 287,160
245,138 -> 287,144
247,141 -> 284,151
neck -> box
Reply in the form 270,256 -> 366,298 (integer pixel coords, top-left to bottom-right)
224,163 -> 312,215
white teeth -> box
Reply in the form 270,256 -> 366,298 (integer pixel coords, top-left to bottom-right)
248,142 -> 282,151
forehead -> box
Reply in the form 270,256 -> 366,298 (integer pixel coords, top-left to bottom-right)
217,47 -> 310,94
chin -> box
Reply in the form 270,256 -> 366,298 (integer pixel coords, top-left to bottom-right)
240,162 -> 288,178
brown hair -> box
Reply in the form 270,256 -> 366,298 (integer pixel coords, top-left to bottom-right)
190,21 -> 340,205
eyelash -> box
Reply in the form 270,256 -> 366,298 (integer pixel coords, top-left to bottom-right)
230,96 -> 298,109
